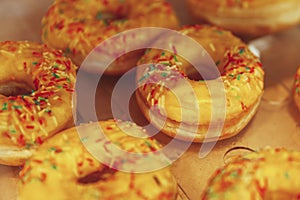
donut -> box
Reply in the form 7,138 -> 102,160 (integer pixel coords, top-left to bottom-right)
41,0 -> 179,75
294,66 -> 300,110
136,25 -> 264,142
18,120 -> 178,200
201,148 -> 300,199
187,0 -> 300,37
0,41 -> 77,166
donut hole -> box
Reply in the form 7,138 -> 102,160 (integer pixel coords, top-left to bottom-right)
186,68 -> 204,81
185,64 -> 222,81
77,167 -> 116,184
95,11 -> 128,24
0,82 -> 34,97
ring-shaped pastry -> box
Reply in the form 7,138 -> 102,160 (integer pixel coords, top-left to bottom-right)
136,25 -> 264,142
0,41 -> 77,166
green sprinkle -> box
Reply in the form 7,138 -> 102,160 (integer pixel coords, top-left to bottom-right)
296,87 -> 299,94
52,73 -> 60,78
215,60 -> 221,66
239,48 -> 245,54
237,74 -> 241,80
145,141 -> 152,147
284,172 -> 290,179
32,61 -> 39,66
95,11 -> 102,20
22,95 -> 28,98
2,103 -> 8,111
38,97 -> 47,101
161,52 -> 165,56
44,108 -> 51,113
173,54 -> 178,62
149,64 -> 155,71
214,30 -> 223,35
138,73 -> 149,82
229,74 -> 235,78
52,164 -> 57,170
53,63 -> 59,68
48,147 -> 57,152
10,129 -> 17,134
161,72 -> 168,77
34,100 -> 40,105
161,62 -> 170,66
230,171 -> 238,178
12,105 -> 22,109
102,19 -> 109,26
65,47 -> 71,54
56,85 -> 63,89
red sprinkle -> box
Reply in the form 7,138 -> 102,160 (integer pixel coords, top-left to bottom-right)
2,132 -> 11,139
38,118 -> 44,125
241,102 -> 247,111
40,173 -> 47,182
23,62 -> 27,70
55,20 -> 65,30
52,50 -> 63,57
77,162 -> 83,167
33,159 -> 43,164
32,52 -> 42,57
26,125 -> 35,129
35,137 -> 43,145
18,134 -> 26,146
55,148 -> 63,154
255,179 -> 267,198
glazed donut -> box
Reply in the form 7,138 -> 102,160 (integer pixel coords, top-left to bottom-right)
0,41 -> 77,166
187,0 -> 300,37
41,0 -> 179,75
18,120 -> 177,200
294,66 -> 300,110
201,148 -> 300,199
136,25 -> 264,142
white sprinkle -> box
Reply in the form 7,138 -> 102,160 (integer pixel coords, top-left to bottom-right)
52,116 -> 58,127
147,93 -> 151,102
209,43 -> 216,52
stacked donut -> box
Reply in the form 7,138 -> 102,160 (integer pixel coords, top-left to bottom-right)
1,0 -> 300,199
187,0 -> 300,38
